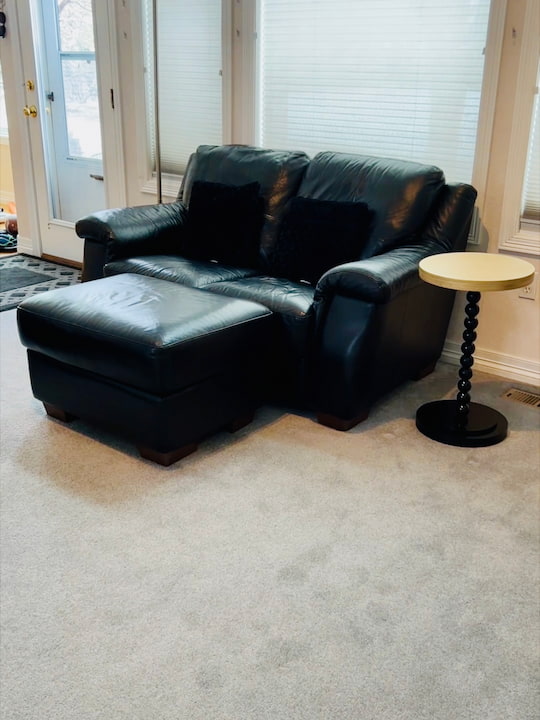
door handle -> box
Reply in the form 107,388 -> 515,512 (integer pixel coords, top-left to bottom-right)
23,105 -> 38,118
89,174 -> 104,181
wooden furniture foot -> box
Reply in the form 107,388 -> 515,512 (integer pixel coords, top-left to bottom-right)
411,360 -> 437,381
138,443 -> 198,467
317,410 -> 369,431
226,412 -> 255,433
43,402 -> 77,423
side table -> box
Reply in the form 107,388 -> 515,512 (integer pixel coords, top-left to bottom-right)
416,252 -> 535,447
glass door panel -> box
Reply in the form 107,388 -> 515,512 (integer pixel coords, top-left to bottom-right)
40,0 -> 105,222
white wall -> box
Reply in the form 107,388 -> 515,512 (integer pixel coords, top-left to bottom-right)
0,138 -> 15,206
444,0 -> 539,385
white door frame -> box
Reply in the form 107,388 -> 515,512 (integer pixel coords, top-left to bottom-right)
0,0 -> 41,258
94,0 -> 127,211
0,0 -> 125,262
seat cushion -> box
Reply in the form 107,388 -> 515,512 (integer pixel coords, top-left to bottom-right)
103,255 -> 259,287
17,274 -> 272,396
205,275 -> 315,358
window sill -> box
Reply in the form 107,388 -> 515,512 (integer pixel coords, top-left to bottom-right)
499,229 -> 540,257
141,173 -> 183,201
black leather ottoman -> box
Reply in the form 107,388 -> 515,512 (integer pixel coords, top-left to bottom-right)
17,273 -> 273,465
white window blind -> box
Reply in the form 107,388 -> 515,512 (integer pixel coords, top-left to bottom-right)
144,0 -> 223,176
258,0 -> 491,183
521,79 -> 540,227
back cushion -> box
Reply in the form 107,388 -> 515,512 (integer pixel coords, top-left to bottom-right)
297,152 -> 445,258
179,144 -> 310,268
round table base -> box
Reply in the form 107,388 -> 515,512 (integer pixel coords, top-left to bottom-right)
415,400 -> 508,447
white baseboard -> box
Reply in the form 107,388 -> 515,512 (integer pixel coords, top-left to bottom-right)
13,235 -> 34,257
442,340 -> 540,387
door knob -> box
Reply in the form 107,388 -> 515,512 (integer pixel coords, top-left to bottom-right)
23,105 -> 38,118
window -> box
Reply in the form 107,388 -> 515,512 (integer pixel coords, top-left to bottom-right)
258,0 -> 491,184
139,0 -> 501,205
54,0 -> 101,160
143,0 -> 224,177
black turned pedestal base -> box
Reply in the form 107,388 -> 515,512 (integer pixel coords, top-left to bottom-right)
415,399 -> 508,447
415,290 -> 509,447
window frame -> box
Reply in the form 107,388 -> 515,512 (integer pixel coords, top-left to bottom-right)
0,66 -> 9,139
132,0 -> 506,223
250,0 -> 506,247
138,0 -> 233,200
498,0 -> 540,257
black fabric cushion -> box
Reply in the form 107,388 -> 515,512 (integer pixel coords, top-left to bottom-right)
267,196 -> 373,285
184,180 -> 265,268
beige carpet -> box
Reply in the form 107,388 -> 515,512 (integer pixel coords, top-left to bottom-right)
1,307 -> 539,720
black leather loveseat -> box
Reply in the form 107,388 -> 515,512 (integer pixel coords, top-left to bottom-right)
18,144 -> 476,464
76,144 -> 476,430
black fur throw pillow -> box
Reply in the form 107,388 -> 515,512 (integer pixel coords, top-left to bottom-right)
268,196 -> 373,285
184,180 -> 265,267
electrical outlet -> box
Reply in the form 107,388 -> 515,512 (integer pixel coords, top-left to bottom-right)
518,272 -> 538,300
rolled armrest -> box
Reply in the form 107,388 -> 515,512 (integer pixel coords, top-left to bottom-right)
316,240 -> 443,303
75,201 -> 188,261
316,182 -> 477,303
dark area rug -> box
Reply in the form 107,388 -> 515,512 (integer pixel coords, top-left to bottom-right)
0,254 -> 81,312
0,268 -> 54,293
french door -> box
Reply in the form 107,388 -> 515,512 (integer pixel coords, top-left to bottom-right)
6,0 -> 124,263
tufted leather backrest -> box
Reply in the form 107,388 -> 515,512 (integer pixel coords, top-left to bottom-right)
297,151 -> 446,259
179,144 -> 310,263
